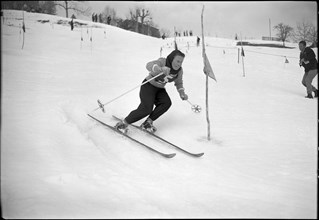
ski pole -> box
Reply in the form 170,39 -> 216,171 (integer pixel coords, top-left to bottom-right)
186,100 -> 202,113
93,72 -> 165,113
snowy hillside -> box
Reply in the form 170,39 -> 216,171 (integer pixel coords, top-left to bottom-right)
1,10 -> 317,219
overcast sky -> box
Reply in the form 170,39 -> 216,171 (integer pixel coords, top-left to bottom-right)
67,1 -> 317,39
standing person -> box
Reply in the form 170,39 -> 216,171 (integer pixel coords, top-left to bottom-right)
115,50 -> 188,133
196,36 -> 200,47
98,13 -> 102,23
299,40 -> 318,98
70,18 -> 74,31
92,13 -> 95,22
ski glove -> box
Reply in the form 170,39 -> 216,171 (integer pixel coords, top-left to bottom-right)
152,64 -> 161,73
161,66 -> 171,76
179,89 -> 188,100
300,58 -> 309,66
152,65 -> 170,76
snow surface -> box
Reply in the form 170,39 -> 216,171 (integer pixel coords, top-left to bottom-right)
1,10 -> 317,219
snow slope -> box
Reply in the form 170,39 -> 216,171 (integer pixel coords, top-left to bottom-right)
1,10 -> 317,219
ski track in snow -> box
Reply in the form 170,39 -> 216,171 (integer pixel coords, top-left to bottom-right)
1,10 -> 317,219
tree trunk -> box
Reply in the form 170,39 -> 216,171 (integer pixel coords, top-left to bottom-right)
136,20 -> 138,33
135,9 -> 138,33
65,1 -> 68,18
206,74 -> 210,140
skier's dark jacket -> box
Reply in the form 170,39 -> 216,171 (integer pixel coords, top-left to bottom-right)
299,47 -> 318,72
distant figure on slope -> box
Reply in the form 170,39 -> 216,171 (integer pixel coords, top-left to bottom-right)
115,50 -> 188,133
70,18 -> 74,31
196,36 -> 200,47
92,13 -> 95,22
298,40 -> 318,99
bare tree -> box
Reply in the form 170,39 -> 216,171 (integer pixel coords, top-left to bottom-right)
139,8 -> 150,26
293,20 -> 317,46
273,23 -> 294,46
129,6 -> 151,34
308,25 -> 318,47
293,20 -> 311,41
40,1 -> 56,15
55,1 -> 91,18
129,7 -> 139,33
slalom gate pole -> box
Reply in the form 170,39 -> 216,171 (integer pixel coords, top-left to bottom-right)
92,72 -> 165,113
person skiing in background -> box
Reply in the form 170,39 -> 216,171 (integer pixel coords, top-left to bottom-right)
298,40 -> 318,98
115,50 -> 188,133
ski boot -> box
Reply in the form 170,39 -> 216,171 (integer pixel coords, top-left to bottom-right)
115,120 -> 128,133
314,90 -> 318,98
140,118 -> 157,133
305,93 -> 313,99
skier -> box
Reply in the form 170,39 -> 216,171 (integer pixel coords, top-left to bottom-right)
115,50 -> 188,133
298,40 -> 318,98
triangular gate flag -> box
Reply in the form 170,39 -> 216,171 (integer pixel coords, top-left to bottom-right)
203,52 -> 217,81
241,47 -> 245,57
285,57 -> 289,63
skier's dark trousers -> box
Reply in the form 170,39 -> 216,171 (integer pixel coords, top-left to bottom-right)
125,79 -> 172,124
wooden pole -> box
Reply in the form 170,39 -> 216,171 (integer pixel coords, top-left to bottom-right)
19,24 -> 21,42
90,27 -> 92,54
201,5 -> 211,141
174,26 -> 177,49
80,25 -> 83,50
269,18 -> 271,39
240,33 -> 245,77
21,11 -> 25,50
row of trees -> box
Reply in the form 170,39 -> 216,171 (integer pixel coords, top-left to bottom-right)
1,1 -> 56,15
1,1 -> 161,38
2,1 -> 317,45
273,21 -> 317,47
1,1 -> 91,18
104,6 -> 161,38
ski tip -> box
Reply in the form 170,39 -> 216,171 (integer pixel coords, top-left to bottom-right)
194,152 -> 204,157
165,153 -> 177,158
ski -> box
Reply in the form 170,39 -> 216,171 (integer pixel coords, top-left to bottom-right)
113,116 -> 204,157
87,114 -> 176,158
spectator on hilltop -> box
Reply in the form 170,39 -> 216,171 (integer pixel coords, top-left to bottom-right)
98,13 -> 102,23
